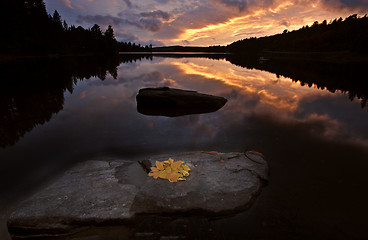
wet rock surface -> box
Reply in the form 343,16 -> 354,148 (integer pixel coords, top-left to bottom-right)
136,87 -> 227,117
7,151 -> 268,238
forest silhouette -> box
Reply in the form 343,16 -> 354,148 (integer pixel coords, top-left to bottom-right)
0,0 -> 152,56
227,14 -> 368,55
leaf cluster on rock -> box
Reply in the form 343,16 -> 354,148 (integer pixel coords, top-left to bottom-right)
148,158 -> 191,182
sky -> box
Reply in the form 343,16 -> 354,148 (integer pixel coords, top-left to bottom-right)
44,0 -> 368,46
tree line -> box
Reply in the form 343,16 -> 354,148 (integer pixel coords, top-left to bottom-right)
118,42 -> 153,52
0,0 -> 153,56
227,14 -> 368,54
0,0 -> 117,55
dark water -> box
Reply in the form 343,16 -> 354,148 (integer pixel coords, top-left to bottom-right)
1,55 -> 368,239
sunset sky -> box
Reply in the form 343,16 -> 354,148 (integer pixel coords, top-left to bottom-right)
44,0 -> 368,46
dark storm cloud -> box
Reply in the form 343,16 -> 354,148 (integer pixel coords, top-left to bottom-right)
140,10 -> 171,21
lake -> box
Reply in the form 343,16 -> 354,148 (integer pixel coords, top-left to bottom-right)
1,54 -> 368,239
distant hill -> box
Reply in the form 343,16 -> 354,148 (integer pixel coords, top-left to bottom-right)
227,14 -> 368,55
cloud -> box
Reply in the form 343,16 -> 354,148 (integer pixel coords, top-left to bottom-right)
154,0 -> 171,3
76,14 -> 130,26
154,4 -> 233,40
320,0 -> 368,12
140,10 -> 172,21
213,0 -> 276,12
114,32 -> 139,42
139,18 -> 163,32
62,0 -> 73,9
123,0 -> 133,8
279,20 -> 290,27
217,0 -> 249,11
76,14 -> 165,32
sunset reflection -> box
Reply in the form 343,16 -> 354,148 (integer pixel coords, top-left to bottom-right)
170,58 -> 322,111
2,55 -> 368,240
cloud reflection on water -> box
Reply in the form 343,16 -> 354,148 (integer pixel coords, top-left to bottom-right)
2,56 -> 368,240
71,56 -> 368,153
1,56 -> 367,192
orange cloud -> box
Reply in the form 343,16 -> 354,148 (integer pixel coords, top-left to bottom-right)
169,0 -> 359,46
63,0 -> 73,9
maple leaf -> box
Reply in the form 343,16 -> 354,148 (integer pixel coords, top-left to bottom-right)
148,166 -> 160,179
156,161 -> 164,170
148,158 -> 191,182
180,164 -> 191,177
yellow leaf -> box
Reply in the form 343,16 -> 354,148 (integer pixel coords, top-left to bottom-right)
181,170 -> 189,177
148,158 -> 191,182
181,164 -> 191,172
171,160 -> 183,170
156,161 -> 164,170
148,170 -> 159,179
168,172 -> 180,182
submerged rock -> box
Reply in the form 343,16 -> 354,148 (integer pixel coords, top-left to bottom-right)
7,151 -> 268,239
136,87 -> 227,117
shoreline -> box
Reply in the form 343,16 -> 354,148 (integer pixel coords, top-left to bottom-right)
0,53 -> 116,62
2,51 -> 368,64
259,50 -> 368,63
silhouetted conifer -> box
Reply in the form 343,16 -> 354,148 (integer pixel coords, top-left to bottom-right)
228,14 -> 368,54
0,0 -> 119,55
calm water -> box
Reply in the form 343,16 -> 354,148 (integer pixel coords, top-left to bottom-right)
1,55 -> 368,239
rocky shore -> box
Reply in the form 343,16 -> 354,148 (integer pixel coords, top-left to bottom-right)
8,151 -> 268,239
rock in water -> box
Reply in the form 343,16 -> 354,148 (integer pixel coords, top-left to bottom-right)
7,151 -> 268,238
136,87 -> 227,117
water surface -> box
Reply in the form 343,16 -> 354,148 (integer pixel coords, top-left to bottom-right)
1,55 -> 368,239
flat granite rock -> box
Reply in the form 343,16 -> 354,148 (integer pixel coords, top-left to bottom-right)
8,151 -> 268,238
